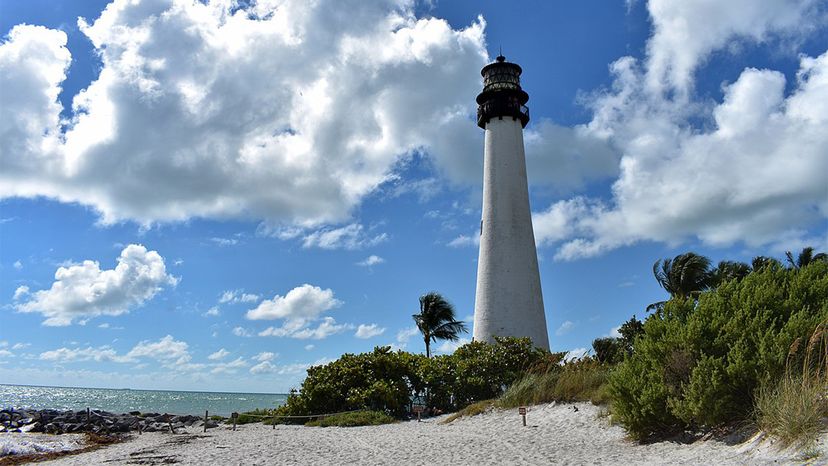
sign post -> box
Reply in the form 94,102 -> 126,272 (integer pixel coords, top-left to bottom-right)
412,404 -> 425,422
519,407 -> 527,426
231,412 -> 239,431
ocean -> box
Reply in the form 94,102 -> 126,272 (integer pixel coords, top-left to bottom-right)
0,384 -> 287,417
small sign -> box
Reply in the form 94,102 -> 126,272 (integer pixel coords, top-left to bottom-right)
231,412 -> 239,419
412,405 -> 425,413
518,407 -> 526,415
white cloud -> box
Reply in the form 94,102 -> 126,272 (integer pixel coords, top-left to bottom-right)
210,357 -> 247,374
246,284 -> 341,321
301,224 -> 388,250
232,327 -> 252,338
253,351 -> 276,362
125,335 -> 189,363
608,326 -> 622,338
535,3 -> 828,260
208,348 -> 230,360
98,323 -> 110,329
219,290 -> 260,304
564,348 -> 589,362
356,255 -> 385,267
39,346 -> 126,363
203,306 -> 220,317
14,245 -> 177,326
11,343 -> 30,350
436,337 -> 470,354
394,326 -> 421,349
555,320 -> 576,336
355,323 -> 386,339
249,360 -> 276,375
13,286 -> 29,300
0,2 -> 489,228
13,260 -> 22,270
249,358 -> 328,376
209,237 -> 238,247
447,232 -> 480,248
0,350 -> 13,358
304,344 -> 315,351
260,317 -> 353,340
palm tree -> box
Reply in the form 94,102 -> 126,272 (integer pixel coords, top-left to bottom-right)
647,252 -> 712,312
710,260 -> 751,287
751,255 -> 781,271
412,292 -> 468,358
785,247 -> 828,270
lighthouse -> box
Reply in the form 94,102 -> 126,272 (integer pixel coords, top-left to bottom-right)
472,55 -> 550,350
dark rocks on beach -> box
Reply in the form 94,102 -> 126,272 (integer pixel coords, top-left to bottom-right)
1,408 -> 218,435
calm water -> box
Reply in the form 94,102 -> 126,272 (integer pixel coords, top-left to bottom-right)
0,384 -> 287,417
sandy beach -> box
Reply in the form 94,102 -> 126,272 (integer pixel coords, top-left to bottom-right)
28,403 -> 822,465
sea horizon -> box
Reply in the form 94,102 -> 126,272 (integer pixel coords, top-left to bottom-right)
0,384 -> 288,417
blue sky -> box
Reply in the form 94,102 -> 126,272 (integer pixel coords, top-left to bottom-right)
1,0 -> 826,393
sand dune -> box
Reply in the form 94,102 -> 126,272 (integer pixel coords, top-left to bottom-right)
43,402 -> 824,465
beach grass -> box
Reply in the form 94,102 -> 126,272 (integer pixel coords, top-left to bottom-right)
441,400 -> 495,424
304,410 -> 396,427
755,322 -> 828,448
496,361 -> 610,409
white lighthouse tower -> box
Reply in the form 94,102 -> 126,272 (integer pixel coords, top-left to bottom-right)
472,55 -> 549,350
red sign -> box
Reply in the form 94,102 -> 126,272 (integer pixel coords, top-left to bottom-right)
518,407 -> 527,415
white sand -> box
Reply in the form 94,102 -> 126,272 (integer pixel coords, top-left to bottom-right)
39,403 -> 826,465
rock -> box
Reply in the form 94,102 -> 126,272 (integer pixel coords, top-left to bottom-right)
45,423 -> 62,434
129,411 -> 141,416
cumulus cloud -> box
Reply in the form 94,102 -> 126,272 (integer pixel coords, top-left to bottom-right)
232,327 -> 252,338
260,317 -> 353,340
39,335 -> 190,366
14,244 -> 177,326
253,352 -> 276,362
13,260 -> 22,270
535,1 -> 828,260
125,335 -> 189,362
247,285 -> 349,339
208,348 -> 230,360
356,255 -> 385,267
210,357 -> 247,374
246,284 -> 341,321
0,0 -> 490,228
355,323 -> 386,339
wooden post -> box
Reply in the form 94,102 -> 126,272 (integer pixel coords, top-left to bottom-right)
204,410 -> 208,433
86,407 -> 90,423
519,407 -> 527,426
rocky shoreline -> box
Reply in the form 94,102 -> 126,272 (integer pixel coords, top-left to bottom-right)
0,409 -> 219,436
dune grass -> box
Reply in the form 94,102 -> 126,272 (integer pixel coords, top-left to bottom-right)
755,322 -> 828,448
441,399 -> 495,424
497,360 -> 610,409
304,411 -> 396,427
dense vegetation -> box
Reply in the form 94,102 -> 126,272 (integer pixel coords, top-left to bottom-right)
267,248 -> 826,444
272,337 -> 551,422
609,251 -> 827,441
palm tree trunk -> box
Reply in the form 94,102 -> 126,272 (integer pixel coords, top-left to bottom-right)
425,336 -> 431,358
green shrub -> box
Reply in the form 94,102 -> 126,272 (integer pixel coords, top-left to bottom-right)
275,337 -> 547,421
305,411 -> 396,427
452,337 -> 547,407
609,261 -> 828,440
